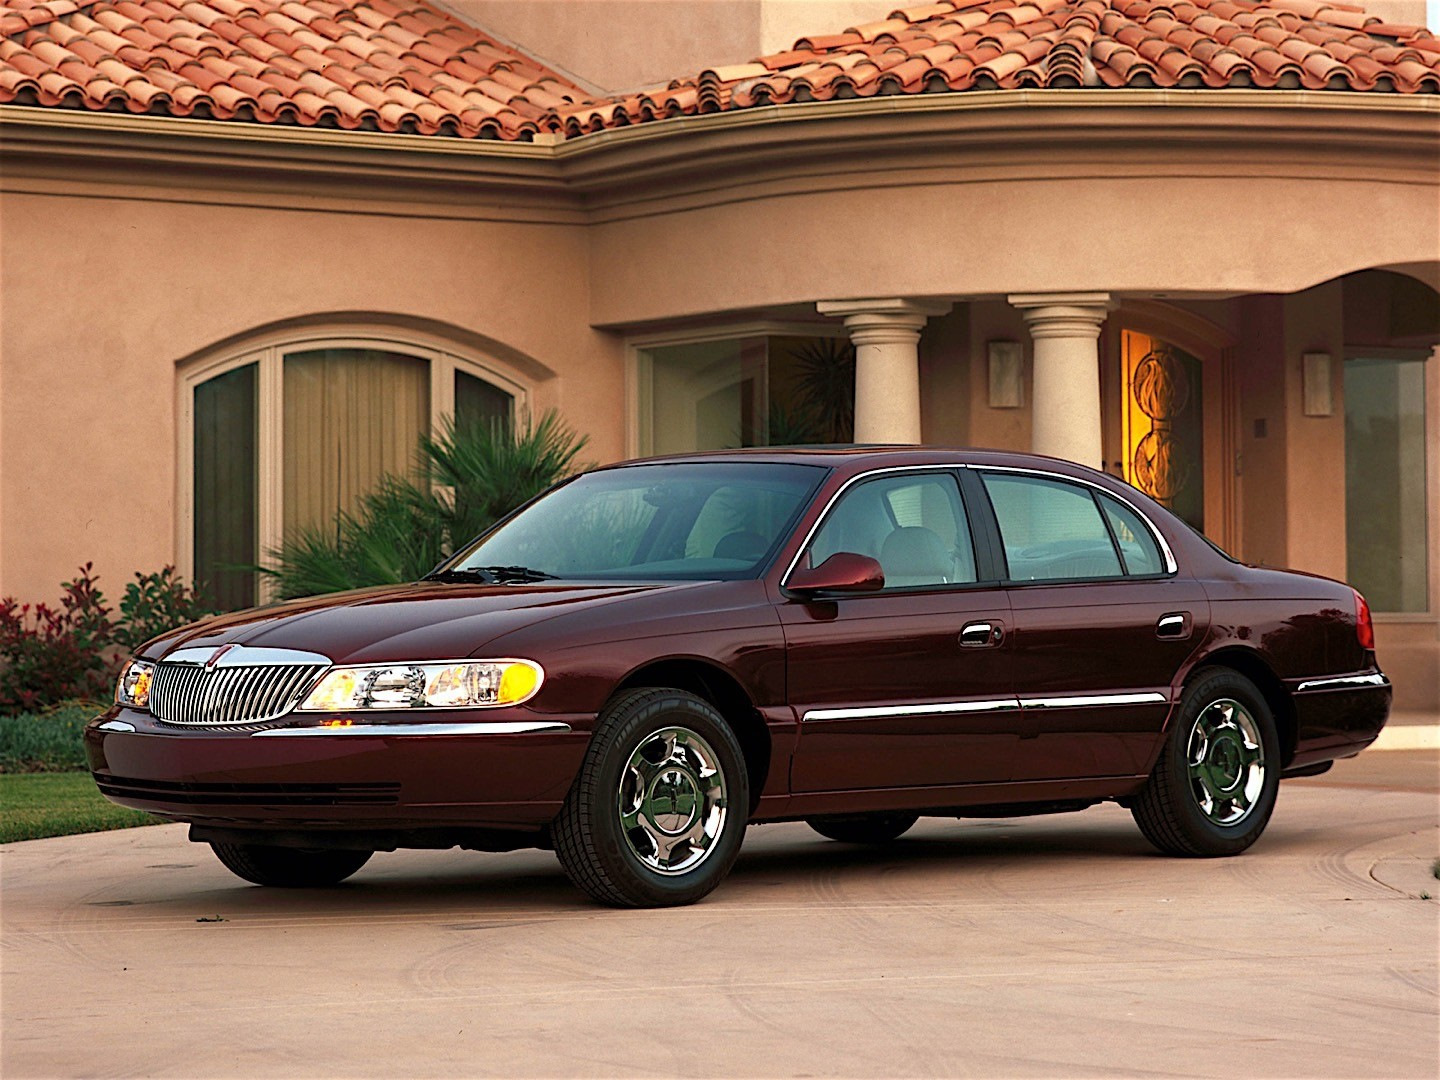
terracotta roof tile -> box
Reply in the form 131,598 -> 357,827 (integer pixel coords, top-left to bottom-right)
0,0 -> 598,136
555,0 -> 1439,137
1,0 -> 1434,141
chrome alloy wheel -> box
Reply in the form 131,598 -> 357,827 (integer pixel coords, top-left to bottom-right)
1186,698 -> 1266,826
618,726 -> 728,876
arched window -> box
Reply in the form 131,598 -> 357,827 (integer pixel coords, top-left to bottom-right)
182,333 -> 524,610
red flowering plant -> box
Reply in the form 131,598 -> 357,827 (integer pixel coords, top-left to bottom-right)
0,564 -> 117,714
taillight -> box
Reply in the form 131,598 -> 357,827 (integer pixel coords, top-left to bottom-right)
1353,588 -> 1375,651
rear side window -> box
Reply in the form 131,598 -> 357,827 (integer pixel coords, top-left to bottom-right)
1098,493 -> 1166,575
980,473 -> 1124,582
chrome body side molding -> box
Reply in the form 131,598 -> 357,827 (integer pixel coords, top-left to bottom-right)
252,721 -> 573,737
801,691 -> 1169,723
1295,673 -> 1390,693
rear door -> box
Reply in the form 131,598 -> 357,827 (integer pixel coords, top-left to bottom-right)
781,469 -> 1017,793
970,468 -> 1209,781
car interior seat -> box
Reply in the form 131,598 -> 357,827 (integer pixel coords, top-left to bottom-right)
879,526 -> 953,588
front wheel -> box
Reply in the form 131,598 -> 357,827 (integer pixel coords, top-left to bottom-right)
807,811 -> 920,845
1131,669 -> 1280,857
210,843 -> 372,887
553,688 -> 749,907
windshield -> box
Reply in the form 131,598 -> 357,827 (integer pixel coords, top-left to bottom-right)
445,462 -> 827,581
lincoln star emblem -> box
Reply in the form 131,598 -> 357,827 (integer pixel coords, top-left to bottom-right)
204,644 -> 238,670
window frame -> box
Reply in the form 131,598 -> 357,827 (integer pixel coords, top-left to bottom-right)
1343,346 -> 1436,619
178,327 -> 529,606
625,321 -> 850,459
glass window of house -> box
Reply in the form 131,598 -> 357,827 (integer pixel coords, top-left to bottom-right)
981,473 -> 1125,582
194,363 -> 258,610
637,334 -> 853,454
1345,357 -> 1429,612
282,349 -> 431,537
809,473 -> 977,589
191,344 -> 518,610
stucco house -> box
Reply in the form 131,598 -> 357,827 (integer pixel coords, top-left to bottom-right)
1,0 -> 1437,707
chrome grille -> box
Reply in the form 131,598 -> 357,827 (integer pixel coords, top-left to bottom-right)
150,660 -> 327,727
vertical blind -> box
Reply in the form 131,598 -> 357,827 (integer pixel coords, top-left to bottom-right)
282,349 -> 430,539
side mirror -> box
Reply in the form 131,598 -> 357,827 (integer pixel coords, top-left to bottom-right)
787,552 -> 885,597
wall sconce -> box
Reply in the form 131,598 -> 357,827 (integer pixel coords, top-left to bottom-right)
988,341 -> 1024,408
1302,352 -> 1333,417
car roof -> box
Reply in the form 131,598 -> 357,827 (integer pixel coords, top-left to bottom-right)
593,445 -> 1108,479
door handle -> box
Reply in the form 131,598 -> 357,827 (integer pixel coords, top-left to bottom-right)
1157,612 -> 1190,639
960,621 -> 1003,647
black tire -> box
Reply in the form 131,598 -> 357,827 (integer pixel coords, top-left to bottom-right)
1131,669 -> 1281,857
807,811 -> 920,844
553,687 -> 749,908
211,843 -> 372,887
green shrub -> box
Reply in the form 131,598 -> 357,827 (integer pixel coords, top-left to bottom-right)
0,702 -> 99,773
115,566 -> 218,651
263,409 -> 588,600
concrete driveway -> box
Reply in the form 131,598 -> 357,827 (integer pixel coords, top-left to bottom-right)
3,749 -> 1436,1079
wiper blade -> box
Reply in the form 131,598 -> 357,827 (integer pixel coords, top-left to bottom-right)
424,565 -> 559,584
476,565 -> 560,582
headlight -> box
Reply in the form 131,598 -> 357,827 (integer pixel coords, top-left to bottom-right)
298,659 -> 543,712
116,659 -> 155,709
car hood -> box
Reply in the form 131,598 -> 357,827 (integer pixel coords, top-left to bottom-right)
140,580 -> 713,666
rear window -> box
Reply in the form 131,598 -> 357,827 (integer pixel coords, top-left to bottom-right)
980,473 -> 1124,582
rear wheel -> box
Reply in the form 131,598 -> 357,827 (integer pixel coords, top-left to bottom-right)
553,688 -> 749,907
210,842 -> 372,887
807,811 -> 920,844
1131,669 -> 1280,857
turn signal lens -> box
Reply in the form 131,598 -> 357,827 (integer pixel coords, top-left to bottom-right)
1353,589 -> 1375,651
116,659 -> 155,709
298,660 -> 543,712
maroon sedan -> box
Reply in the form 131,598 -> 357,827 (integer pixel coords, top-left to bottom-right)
88,448 -> 1390,907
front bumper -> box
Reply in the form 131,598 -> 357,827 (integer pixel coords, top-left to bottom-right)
85,705 -> 592,831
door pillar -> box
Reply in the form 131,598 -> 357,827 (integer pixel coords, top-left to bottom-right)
817,298 -> 952,444
1009,292 -> 1113,468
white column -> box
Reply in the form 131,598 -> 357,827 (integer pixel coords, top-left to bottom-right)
1008,292 -> 1113,468
816,298 -> 951,444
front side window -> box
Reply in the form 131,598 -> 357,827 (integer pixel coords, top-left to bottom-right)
450,462 -> 825,580
1345,357 -> 1430,612
189,340 -> 518,609
809,473 -> 978,589
981,473 -> 1125,582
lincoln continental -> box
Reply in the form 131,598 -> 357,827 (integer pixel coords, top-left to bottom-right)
87,448 -> 1391,906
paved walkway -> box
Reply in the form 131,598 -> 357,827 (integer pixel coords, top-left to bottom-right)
3,748 -> 1437,1078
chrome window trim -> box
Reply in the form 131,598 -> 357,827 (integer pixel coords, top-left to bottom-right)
779,462 -> 1179,590
162,645 -> 333,668
1018,691 -> 1170,709
253,721 -> 572,737
801,691 -> 1169,722
1295,673 -> 1390,693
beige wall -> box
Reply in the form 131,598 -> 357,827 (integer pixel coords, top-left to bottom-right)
0,186 -> 613,604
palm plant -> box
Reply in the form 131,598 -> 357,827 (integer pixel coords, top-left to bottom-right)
261,410 -> 588,600
791,338 -> 856,443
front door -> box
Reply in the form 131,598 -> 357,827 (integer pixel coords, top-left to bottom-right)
781,470 -> 1017,793
975,468 -> 1210,781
